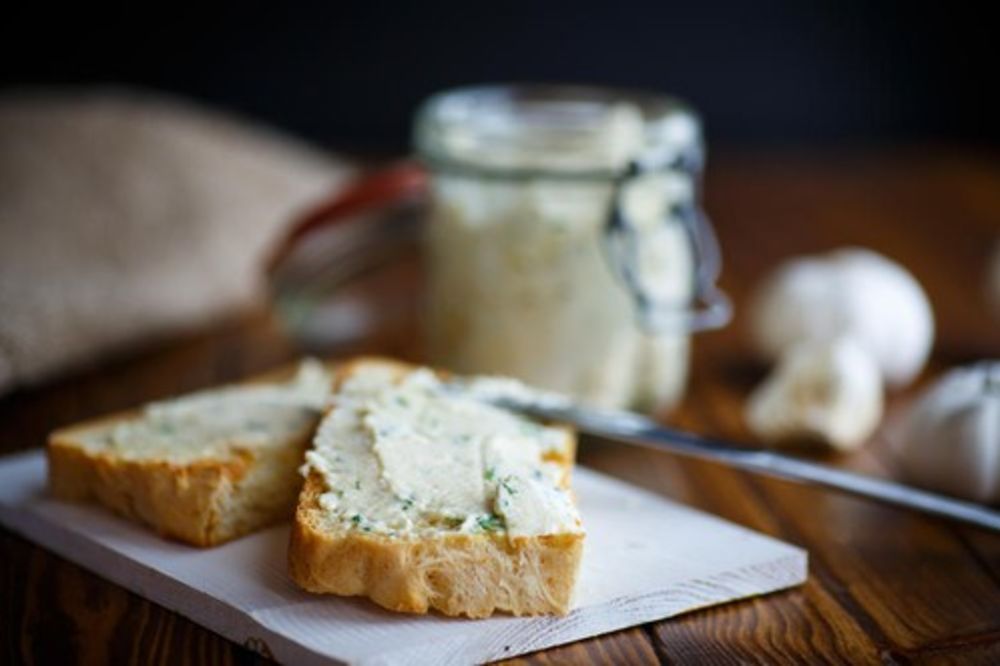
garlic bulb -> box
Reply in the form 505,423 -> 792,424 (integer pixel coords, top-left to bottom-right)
745,337 -> 884,450
750,248 -> 934,388
891,362 -> 1000,504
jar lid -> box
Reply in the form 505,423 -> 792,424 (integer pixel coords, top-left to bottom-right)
414,84 -> 703,181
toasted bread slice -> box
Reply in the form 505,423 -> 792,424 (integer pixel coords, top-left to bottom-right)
288,358 -> 585,617
47,359 -> 331,546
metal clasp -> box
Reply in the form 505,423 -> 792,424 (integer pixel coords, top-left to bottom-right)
603,159 -> 731,334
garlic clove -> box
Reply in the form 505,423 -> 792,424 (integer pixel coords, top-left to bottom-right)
746,337 -> 884,451
750,248 -> 934,388
891,362 -> 1000,504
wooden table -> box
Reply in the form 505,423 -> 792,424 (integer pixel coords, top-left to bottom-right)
2,149 -> 999,664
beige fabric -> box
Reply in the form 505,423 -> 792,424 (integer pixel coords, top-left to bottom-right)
0,89 -> 350,394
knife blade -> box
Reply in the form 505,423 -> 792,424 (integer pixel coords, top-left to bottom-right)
481,390 -> 1000,533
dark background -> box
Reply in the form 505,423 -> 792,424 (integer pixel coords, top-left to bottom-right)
1,1 -> 997,153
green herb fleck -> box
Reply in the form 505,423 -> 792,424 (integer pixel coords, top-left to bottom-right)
484,467 -> 495,482
395,396 -> 410,407
351,514 -> 363,526
477,514 -> 504,532
354,480 -> 361,490
500,478 -> 518,495
400,497 -> 414,510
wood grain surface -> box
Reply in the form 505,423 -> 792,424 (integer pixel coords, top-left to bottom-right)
2,148 -> 999,665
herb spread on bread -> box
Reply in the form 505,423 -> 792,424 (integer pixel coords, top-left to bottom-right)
75,360 -> 329,462
48,359 -> 333,546
302,364 -> 582,541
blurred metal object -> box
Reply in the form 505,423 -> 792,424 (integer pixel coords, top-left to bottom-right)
266,163 -> 428,347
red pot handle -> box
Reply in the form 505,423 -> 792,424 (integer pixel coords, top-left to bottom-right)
266,161 -> 429,274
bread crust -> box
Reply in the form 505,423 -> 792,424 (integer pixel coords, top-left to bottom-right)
48,424 -> 313,547
46,363 -> 329,547
287,357 -> 585,617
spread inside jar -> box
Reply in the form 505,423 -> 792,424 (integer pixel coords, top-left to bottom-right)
421,91 -> 697,410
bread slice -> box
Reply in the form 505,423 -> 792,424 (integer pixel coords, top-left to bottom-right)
47,359 -> 331,546
288,357 -> 585,618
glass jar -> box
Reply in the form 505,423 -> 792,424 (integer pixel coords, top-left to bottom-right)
415,85 -> 729,411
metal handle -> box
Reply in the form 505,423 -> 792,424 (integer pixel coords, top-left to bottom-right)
603,160 -> 731,334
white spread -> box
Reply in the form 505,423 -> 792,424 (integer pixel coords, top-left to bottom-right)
424,102 -> 695,410
303,365 -> 583,540
79,359 -> 330,462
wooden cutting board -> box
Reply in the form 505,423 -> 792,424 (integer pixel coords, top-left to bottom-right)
0,449 -> 805,665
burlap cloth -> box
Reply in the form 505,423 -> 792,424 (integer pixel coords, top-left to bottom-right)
0,89 -> 350,395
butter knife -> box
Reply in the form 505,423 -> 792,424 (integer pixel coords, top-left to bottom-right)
483,391 -> 1000,533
